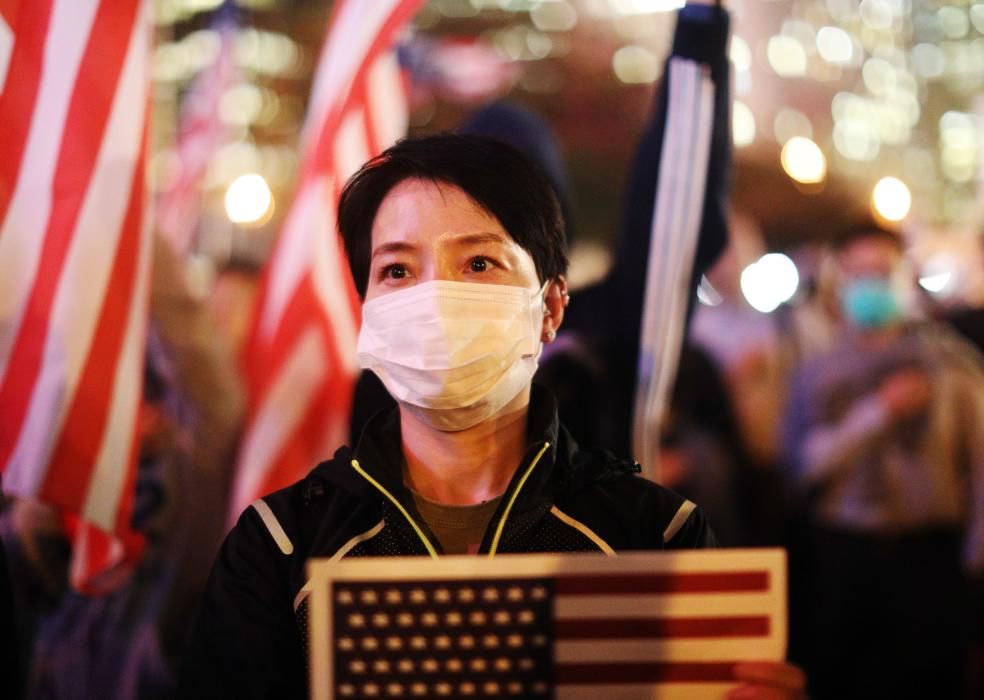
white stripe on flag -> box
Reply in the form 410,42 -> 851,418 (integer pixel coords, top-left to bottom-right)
334,106 -> 372,184
0,0 -> 101,381
257,191 -> 315,344
0,13 -> 13,93
555,592 -> 780,618
366,52 -> 408,150
230,326 -> 328,520
308,177 -> 359,371
558,684 -> 733,700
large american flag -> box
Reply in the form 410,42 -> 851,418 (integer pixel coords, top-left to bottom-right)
308,550 -> 788,699
228,0 -> 426,522
0,0 -> 152,591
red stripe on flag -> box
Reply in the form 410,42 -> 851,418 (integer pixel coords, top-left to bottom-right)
41,110 -> 149,513
555,615 -> 770,639
0,0 -> 138,469
555,571 -> 770,595
556,661 -> 738,684
0,0 -> 55,228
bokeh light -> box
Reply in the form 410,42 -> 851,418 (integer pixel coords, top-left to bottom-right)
781,136 -> 826,184
733,101 -> 756,147
740,253 -> 800,313
767,35 -> 808,77
871,176 -> 911,221
816,26 -> 854,63
225,173 -> 273,225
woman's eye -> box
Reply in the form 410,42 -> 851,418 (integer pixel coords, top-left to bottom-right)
469,257 -> 489,273
383,264 -> 408,280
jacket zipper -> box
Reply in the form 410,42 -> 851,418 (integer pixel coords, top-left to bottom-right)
487,441 -> 551,557
350,459 -> 439,558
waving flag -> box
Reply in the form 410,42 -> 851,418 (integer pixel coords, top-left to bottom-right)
157,3 -> 239,254
631,55 -> 716,477
229,0 -> 426,521
0,0 -> 153,591
309,550 -> 788,699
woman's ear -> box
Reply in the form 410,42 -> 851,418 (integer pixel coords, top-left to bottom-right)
541,276 -> 569,343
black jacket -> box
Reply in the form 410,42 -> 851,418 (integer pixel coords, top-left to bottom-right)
182,386 -> 716,698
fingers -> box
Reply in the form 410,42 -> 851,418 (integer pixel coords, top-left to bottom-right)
725,686 -> 798,700
733,661 -> 807,689
724,662 -> 808,700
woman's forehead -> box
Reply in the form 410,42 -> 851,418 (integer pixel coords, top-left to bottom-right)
370,178 -> 512,249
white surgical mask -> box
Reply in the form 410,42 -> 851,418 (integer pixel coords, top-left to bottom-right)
357,280 -> 548,431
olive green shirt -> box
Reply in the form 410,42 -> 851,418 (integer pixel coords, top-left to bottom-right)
410,492 -> 504,555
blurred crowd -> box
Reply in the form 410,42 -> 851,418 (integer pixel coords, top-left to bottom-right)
4,180 -> 983,699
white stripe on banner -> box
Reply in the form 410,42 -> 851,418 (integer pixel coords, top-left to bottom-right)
230,326 -> 328,521
0,0 -> 100,383
632,57 -> 714,480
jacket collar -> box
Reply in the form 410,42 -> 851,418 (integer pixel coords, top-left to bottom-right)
314,384 -> 563,517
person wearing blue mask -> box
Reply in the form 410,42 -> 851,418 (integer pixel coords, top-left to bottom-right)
783,222 -> 984,699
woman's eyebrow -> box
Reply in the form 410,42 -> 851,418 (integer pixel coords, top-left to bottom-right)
448,232 -> 510,247
371,241 -> 418,259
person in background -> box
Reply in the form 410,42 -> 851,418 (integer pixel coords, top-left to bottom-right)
783,221 -> 984,699
657,344 -> 761,548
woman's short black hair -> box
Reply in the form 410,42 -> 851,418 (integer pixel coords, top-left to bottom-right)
337,133 -> 568,298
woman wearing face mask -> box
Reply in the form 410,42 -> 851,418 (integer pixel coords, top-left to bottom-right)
183,135 -> 806,699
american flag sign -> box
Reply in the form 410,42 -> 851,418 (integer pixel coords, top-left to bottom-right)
308,549 -> 787,699
229,0 -> 426,522
0,0 -> 152,591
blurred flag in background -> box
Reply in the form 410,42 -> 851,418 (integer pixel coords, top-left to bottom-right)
0,0 -> 153,592
156,1 -> 240,255
228,0 -> 426,522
